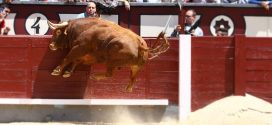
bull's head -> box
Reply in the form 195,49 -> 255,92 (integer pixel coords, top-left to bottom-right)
47,20 -> 69,51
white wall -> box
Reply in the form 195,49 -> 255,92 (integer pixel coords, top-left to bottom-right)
244,16 -> 272,37
140,15 -> 179,37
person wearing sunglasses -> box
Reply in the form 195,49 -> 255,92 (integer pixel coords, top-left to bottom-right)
184,9 -> 203,36
184,9 -> 204,36
171,9 -> 203,37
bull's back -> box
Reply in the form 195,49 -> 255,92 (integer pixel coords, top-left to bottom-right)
70,18 -> 149,64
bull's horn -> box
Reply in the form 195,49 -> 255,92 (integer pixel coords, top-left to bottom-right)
47,20 -> 68,30
64,28 -> 67,35
47,20 -> 56,30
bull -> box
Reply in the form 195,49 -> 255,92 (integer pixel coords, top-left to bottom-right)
47,17 -> 169,92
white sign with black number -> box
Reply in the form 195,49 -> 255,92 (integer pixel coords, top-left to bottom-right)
25,13 -> 49,35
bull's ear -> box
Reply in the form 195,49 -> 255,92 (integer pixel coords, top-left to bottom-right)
56,30 -> 62,36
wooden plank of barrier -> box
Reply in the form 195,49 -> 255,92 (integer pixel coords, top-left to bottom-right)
234,35 -> 246,96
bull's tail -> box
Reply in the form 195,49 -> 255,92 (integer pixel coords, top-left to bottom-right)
147,31 -> 170,60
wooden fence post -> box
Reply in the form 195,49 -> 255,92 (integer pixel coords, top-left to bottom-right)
234,35 -> 246,96
27,37 -> 33,98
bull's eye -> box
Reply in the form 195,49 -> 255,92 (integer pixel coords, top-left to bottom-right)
56,30 -> 62,36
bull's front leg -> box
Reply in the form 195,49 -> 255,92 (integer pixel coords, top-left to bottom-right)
62,61 -> 80,78
51,58 -> 70,76
49,42 -> 58,51
51,65 -> 63,76
52,45 -> 87,77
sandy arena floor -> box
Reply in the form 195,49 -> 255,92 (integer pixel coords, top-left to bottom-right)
1,94 -> 272,125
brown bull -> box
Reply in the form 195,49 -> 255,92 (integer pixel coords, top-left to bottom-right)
47,18 -> 169,92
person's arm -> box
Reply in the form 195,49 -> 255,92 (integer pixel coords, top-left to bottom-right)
248,0 -> 262,4
249,0 -> 271,10
171,29 -> 178,37
3,27 -> 10,35
0,20 -> 5,35
191,27 -> 203,36
248,0 -> 272,4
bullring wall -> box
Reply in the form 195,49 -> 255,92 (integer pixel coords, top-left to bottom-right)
0,35 -> 272,111
0,36 -> 178,102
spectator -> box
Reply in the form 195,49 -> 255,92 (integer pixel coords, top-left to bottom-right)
221,0 -> 247,4
215,25 -> 228,36
77,1 -> 100,19
90,0 -> 130,12
171,25 -> 181,37
184,0 -> 220,3
2,0 -> 13,3
68,0 -> 130,10
0,4 -> 10,35
171,9 -> 203,37
248,0 -> 272,10
131,0 -> 162,2
184,9 -> 203,36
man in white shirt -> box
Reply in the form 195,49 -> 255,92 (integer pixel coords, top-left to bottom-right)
77,1 -> 99,19
184,9 -> 203,36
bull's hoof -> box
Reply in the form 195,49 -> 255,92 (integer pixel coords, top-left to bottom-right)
51,71 -> 61,76
49,43 -> 57,51
62,71 -> 72,78
125,86 -> 133,92
51,68 -> 61,76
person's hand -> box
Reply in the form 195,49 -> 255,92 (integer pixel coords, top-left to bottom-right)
190,30 -> 196,36
124,0 -> 130,11
261,1 -> 270,11
3,27 -> 10,35
0,13 -> 5,28
175,25 -> 181,30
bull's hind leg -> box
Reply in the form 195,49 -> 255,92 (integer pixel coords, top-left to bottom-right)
125,65 -> 141,92
90,66 -> 114,81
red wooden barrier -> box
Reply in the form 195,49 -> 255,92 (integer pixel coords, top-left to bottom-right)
0,36 -> 179,104
236,36 -> 272,103
234,35 -> 246,95
0,35 -> 272,111
191,36 -> 235,110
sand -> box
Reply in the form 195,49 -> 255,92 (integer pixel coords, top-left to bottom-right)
179,94 -> 272,125
1,94 -> 272,125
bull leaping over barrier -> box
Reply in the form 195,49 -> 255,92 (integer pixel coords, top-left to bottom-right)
47,18 -> 169,92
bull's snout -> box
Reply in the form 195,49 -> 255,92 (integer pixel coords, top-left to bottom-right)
49,42 -> 58,51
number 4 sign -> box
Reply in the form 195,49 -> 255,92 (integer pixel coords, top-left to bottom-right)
25,13 -> 49,35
